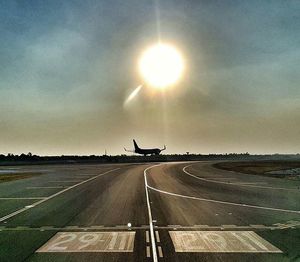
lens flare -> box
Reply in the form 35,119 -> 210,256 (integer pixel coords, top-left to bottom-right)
124,85 -> 142,105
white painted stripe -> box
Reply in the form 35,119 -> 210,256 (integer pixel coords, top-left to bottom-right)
155,231 -> 160,242
147,184 -> 300,214
204,177 -> 237,180
27,187 -> 64,189
234,182 -> 264,185
146,231 -> 150,243
144,164 -> 162,262
0,225 -> 285,231
158,246 -> 163,257
0,197 -> 46,200
146,246 -> 151,257
37,231 -> 135,252
74,174 -> 95,176
0,168 -> 120,222
49,181 -> 82,183
222,225 -> 237,228
170,231 -> 282,253
90,226 -> 104,229
183,164 -> 299,192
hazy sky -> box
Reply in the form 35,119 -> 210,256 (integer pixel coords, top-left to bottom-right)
0,0 -> 299,155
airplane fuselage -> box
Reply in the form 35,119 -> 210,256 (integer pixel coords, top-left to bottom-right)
135,148 -> 162,156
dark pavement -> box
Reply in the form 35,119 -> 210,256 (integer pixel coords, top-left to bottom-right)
0,161 -> 299,261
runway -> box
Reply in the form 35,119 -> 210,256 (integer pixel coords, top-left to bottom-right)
0,161 -> 299,261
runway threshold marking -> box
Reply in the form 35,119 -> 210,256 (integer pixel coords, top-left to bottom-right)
183,164 -> 300,192
0,168 -> 120,222
146,246 -> 151,257
158,246 -> 164,257
169,231 -> 282,253
147,184 -> 300,214
36,232 -> 135,252
155,231 -> 160,242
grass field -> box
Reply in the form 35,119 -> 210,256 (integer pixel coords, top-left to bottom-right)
214,161 -> 300,179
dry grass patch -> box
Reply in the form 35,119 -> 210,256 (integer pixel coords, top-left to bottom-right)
0,172 -> 42,183
214,161 -> 300,179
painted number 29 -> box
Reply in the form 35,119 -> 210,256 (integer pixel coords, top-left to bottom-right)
47,233 -> 103,251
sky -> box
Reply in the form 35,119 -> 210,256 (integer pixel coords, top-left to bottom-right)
0,0 -> 299,155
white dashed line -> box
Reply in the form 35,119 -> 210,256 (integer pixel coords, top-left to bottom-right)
155,231 -> 160,242
146,246 -> 151,257
158,246 -> 164,257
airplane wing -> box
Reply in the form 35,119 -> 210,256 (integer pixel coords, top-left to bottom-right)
124,147 -> 135,153
161,145 -> 166,151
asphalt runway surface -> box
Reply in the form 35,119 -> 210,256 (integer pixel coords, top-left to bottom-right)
0,161 -> 299,261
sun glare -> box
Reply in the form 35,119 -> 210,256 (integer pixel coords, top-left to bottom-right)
139,43 -> 184,89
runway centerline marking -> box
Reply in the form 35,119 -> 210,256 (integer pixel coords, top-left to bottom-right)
183,164 -> 300,192
36,231 -> 135,252
0,168 -> 120,222
147,184 -> 300,214
144,164 -> 163,262
169,231 -> 282,253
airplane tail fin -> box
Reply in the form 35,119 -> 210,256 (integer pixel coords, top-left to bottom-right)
133,139 -> 140,151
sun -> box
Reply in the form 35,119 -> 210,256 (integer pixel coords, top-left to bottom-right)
138,43 -> 184,89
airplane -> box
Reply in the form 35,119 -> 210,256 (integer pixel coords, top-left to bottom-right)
124,139 -> 166,156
